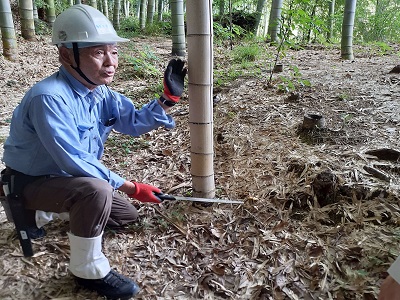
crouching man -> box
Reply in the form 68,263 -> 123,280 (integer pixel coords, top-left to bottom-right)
1,4 -> 186,299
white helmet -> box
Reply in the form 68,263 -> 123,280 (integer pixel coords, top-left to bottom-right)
52,4 -> 128,46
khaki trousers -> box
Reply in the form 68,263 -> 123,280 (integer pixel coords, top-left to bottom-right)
22,177 -> 138,237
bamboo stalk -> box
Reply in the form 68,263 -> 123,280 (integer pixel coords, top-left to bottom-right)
186,0 -> 215,198
18,0 -> 36,41
171,0 -> 186,56
341,0 -> 357,60
0,0 -> 18,60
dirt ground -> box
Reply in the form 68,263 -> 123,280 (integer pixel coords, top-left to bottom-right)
1,35 -> 400,300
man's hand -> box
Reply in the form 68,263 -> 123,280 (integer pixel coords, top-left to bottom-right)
378,275 -> 400,300
128,182 -> 161,204
163,58 -> 187,103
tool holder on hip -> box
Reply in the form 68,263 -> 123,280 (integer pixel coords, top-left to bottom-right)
1,169 -> 34,257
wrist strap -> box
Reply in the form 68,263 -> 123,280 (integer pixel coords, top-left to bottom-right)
160,95 -> 176,107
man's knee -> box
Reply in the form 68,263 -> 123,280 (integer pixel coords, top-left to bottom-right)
107,195 -> 138,227
82,178 -> 114,198
81,179 -> 114,214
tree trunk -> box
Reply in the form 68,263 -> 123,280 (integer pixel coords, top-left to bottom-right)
305,1 -> 317,43
254,0 -> 266,35
186,0 -> 215,199
229,0 -> 232,49
268,0 -> 283,43
74,0 -> 82,4
147,0 -> 155,25
219,0 -> 224,16
374,0 -> 384,41
341,0 -> 357,60
90,0 -> 97,8
32,0 -> 38,19
102,0 -> 108,18
327,0 -> 335,42
170,0 -> 186,56
136,0 -> 140,18
0,0 -> 18,60
262,2 -> 269,36
140,0 -> 146,29
98,0 -> 103,13
19,0 -> 36,40
113,0 -> 121,30
123,0 -> 130,17
45,0 -> 56,27
157,0 -> 163,21
32,0 -> 40,31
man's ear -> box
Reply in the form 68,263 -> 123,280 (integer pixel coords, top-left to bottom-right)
59,47 -> 75,66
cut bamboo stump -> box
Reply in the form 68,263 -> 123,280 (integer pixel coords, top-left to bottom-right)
302,113 -> 326,130
273,64 -> 283,73
312,170 -> 338,206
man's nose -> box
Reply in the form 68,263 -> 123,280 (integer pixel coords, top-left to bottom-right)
104,53 -> 117,66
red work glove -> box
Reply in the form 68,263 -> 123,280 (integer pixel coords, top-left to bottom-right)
163,58 -> 187,104
128,182 -> 162,204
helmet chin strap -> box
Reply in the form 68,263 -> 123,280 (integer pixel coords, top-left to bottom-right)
71,43 -> 99,86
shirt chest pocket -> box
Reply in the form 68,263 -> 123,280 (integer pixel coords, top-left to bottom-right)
77,122 -> 94,146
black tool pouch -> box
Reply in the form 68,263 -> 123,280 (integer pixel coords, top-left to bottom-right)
1,168 -> 44,257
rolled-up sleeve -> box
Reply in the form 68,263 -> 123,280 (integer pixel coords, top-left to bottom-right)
110,91 -> 175,135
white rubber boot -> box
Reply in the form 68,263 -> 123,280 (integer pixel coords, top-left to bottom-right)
36,211 -> 70,228
68,232 -> 111,279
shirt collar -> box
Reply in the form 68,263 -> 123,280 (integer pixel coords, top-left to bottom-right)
59,65 -> 104,99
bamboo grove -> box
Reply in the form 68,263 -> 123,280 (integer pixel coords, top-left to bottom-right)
1,0 -> 400,61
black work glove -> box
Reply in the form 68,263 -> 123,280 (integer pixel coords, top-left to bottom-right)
163,58 -> 187,103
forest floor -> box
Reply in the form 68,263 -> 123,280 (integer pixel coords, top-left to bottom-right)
1,35 -> 400,300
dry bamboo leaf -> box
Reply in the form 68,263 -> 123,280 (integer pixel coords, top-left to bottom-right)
282,286 -> 300,300
154,207 -> 188,236
363,165 -> 391,182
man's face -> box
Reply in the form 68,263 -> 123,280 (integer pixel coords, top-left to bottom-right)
77,44 -> 119,87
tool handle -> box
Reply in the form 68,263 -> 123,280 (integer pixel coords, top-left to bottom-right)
153,192 -> 176,202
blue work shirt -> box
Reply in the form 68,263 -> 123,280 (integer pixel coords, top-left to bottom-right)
2,66 -> 175,189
